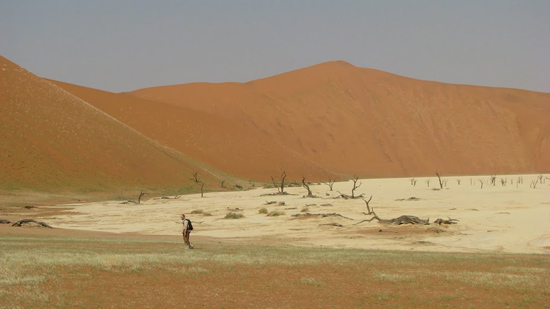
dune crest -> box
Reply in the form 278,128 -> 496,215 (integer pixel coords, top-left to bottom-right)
129,61 -> 550,177
0,55 -> 220,192
2,56 -> 549,192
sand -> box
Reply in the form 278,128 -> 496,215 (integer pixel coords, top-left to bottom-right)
12,175 -> 548,254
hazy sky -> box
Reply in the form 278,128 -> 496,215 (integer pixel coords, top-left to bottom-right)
1,1 -> 549,93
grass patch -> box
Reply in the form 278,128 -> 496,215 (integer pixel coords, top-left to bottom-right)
299,277 -> 322,287
191,209 -> 212,216
224,212 -> 244,219
258,207 -> 268,214
1,235 -> 549,308
375,271 -> 413,282
267,210 -> 285,217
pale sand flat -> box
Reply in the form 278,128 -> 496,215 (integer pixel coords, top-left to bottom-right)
36,175 -> 549,254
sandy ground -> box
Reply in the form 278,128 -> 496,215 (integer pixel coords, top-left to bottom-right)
3,175 -> 549,254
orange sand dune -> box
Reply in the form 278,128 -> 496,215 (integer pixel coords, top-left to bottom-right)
130,61 -> 550,177
0,56 -> 219,192
50,81 -> 333,181
2,55 -> 549,194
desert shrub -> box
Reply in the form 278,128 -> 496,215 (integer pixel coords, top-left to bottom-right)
301,207 -> 309,212
258,208 -> 268,214
224,212 -> 244,219
267,210 -> 285,217
191,209 -> 212,216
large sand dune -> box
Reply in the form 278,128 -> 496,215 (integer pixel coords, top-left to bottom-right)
50,80 -> 333,181
16,175 -> 547,254
0,55 -> 220,191
2,54 -> 549,194
129,61 -> 550,178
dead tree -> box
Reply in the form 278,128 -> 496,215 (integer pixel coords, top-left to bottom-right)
192,172 -> 200,183
350,176 -> 362,198
478,179 -> 484,189
410,178 -> 417,186
12,219 -> 53,228
362,195 -> 374,215
435,172 -> 444,190
291,213 -> 354,220
302,176 -> 316,197
220,180 -> 226,188
355,210 -> 429,226
324,179 -> 336,191
434,217 -> 459,225
270,170 -> 288,195
426,179 -> 431,187
200,182 -> 205,197
337,176 -> 364,199
490,175 -> 496,186
138,190 -> 147,204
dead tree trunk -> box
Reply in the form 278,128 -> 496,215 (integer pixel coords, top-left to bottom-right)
138,190 -> 147,204
200,182 -> 205,197
302,176 -> 315,197
355,210 -> 430,226
280,171 -> 287,193
192,172 -> 200,183
362,195 -> 373,215
270,171 -> 288,194
351,176 -> 362,198
434,217 -> 459,225
12,219 -> 53,228
324,179 -> 336,191
435,172 -> 444,190
335,176 -> 365,199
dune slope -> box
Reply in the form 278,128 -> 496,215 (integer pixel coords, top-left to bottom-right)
50,81 -> 333,181
130,61 -> 550,177
3,55 -> 548,194
0,56 -> 218,192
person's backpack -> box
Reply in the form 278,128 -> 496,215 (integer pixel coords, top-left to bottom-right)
186,219 -> 194,231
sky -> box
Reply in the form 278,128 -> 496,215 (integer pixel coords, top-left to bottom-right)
1,0 -> 549,93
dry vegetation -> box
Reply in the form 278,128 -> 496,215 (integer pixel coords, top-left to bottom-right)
1,175 -> 549,308
1,234 -> 549,308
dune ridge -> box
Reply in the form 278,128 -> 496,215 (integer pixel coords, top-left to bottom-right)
2,55 -> 549,193
0,55 -> 221,192
129,61 -> 550,177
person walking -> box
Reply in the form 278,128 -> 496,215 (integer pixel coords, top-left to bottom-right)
181,214 -> 193,249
